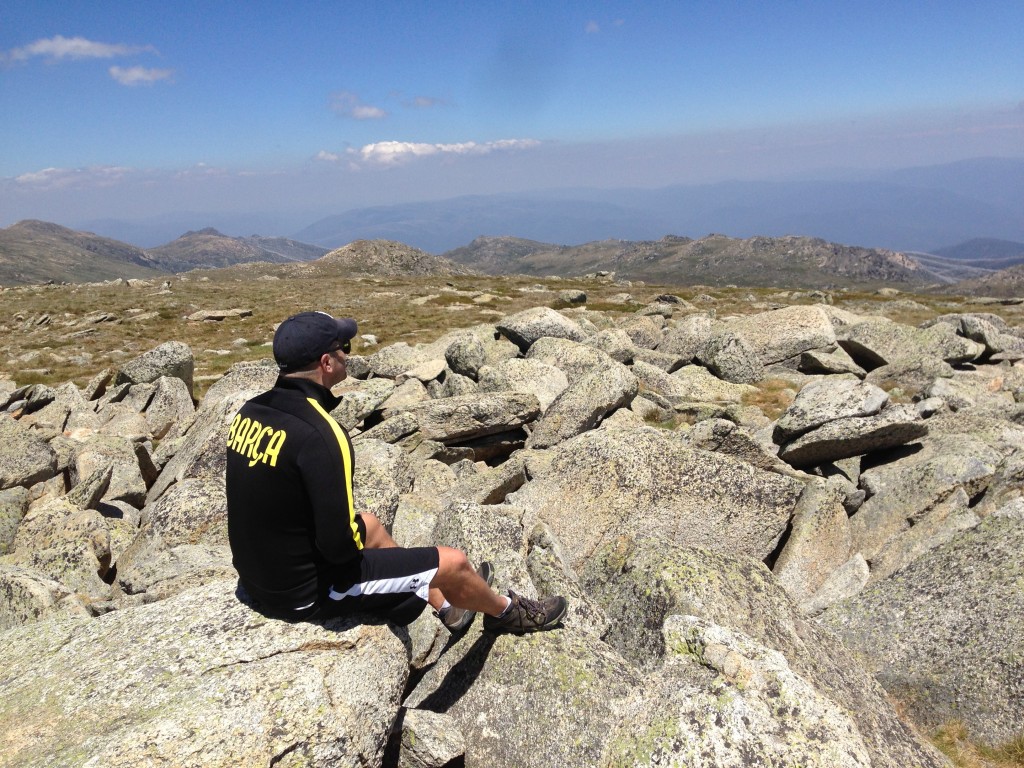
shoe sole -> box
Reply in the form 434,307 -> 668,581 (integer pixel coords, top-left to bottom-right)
478,561 -> 495,588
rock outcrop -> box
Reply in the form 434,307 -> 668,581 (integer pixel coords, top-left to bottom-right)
3,290 -> 1023,764
820,506 -> 1024,747
0,581 -> 409,767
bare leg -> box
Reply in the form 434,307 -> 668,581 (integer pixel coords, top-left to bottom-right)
427,587 -> 445,611
359,513 -> 398,549
430,546 -> 507,617
361,515 -> 503,615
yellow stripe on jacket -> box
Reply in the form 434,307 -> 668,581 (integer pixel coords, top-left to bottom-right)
306,397 -> 364,550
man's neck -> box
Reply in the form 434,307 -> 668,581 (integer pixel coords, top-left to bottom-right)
283,370 -> 327,388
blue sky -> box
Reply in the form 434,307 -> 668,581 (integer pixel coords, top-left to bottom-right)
1,1 -> 1021,230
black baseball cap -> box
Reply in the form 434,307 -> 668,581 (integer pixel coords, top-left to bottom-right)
273,311 -> 358,372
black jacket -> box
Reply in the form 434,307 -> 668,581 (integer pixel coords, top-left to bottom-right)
226,375 -> 363,611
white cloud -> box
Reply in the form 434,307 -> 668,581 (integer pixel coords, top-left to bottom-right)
585,20 -> 600,34
410,96 -> 444,109
109,65 -> 174,86
315,150 -> 342,162
350,139 -> 542,166
5,35 -> 156,63
14,167 -> 67,185
351,104 -> 387,119
172,163 -> 229,179
330,91 -> 388,120
14,165 -> 134,189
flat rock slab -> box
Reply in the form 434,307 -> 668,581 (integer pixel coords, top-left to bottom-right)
800,347 -> 867,377
695,329 -> 765,384
669,365 -> 758,403
838,318 -> 984,367
850,440 -> 997,560
0,563 -> 92,630
581,542 -> 947,768
0,487 -> 28,554
820,509 -> 1024,746
511,428 -> 804,570
727,305 -> 837,366
393,392 -> 541,442
115,341 -> 195,398
775,377 -> 888,441
772,478 -> 852,602
525,336 -> 616,384
0,579 -> 409,768
605,617 -> 874,767
186,309 -> 253,321
526,362 -> 638,449
331,378 -> 397,429
405,626 -> 642,768
477,358 -> 568,412
658,313 -> 715,359
199,362 -> 279,410
366,342 -> 439,379
779,404 -> 928,468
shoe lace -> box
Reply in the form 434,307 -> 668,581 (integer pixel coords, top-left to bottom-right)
512,592 -> 547,624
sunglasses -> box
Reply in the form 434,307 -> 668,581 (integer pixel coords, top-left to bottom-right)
330,339 -> 352,355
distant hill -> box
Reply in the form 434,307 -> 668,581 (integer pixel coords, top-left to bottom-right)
247,235 -> 329,263
441,236 -> 563,273
144,228 -> 327,271
883,157 -> 1024,212
0,221 -> 329,285
905,252 -> 998,283
931,238 -> 1024,262
8,218 -> 1024,295
0,220 -> 164,286
944,263 -> 1024,298
292,239 -> 477,279
61,157 -> 1023,255
75,211 -> 318,249
444,234 -> 937,290
289,158 -> 1024,254
291,196 -> 666,255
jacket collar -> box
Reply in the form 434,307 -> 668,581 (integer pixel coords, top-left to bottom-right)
273,374 -> 343,411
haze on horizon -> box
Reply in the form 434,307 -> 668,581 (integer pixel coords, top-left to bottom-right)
1,1 -> 1022,237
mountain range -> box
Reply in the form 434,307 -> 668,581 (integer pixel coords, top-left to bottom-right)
0,222 -> 327,285
145,228 -> 328,272
4,218 -> 1024,295
0,220 -> 161,285
445,234 -> 935,290
73,157 -> 1024,255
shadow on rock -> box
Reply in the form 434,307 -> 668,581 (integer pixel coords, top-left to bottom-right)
415,631 -> 498,713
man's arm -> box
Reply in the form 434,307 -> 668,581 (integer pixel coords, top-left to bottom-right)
296,431 -> 363,563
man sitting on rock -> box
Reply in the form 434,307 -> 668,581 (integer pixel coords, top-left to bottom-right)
226,310 -> 567,634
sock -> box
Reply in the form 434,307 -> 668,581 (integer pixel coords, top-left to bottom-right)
496,596 -> 512,617
436,600 -> 452,617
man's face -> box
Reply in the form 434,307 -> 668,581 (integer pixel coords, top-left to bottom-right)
324,343 -> 348,386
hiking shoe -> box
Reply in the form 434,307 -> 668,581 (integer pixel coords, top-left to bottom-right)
483,590 -> 568,634
436,561 -> 495,633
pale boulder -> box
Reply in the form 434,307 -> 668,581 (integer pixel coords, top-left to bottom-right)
0,580 -> 410,768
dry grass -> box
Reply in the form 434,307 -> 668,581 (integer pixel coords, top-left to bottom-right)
875,378 -> 917,404
932,721 -> 1024,768
742,377 -> 800,420
642,410 -> 691,430
0,271 -> 667,398
3,268 -> 1023,404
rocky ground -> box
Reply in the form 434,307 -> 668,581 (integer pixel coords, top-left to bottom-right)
1,282 -> 1022,767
